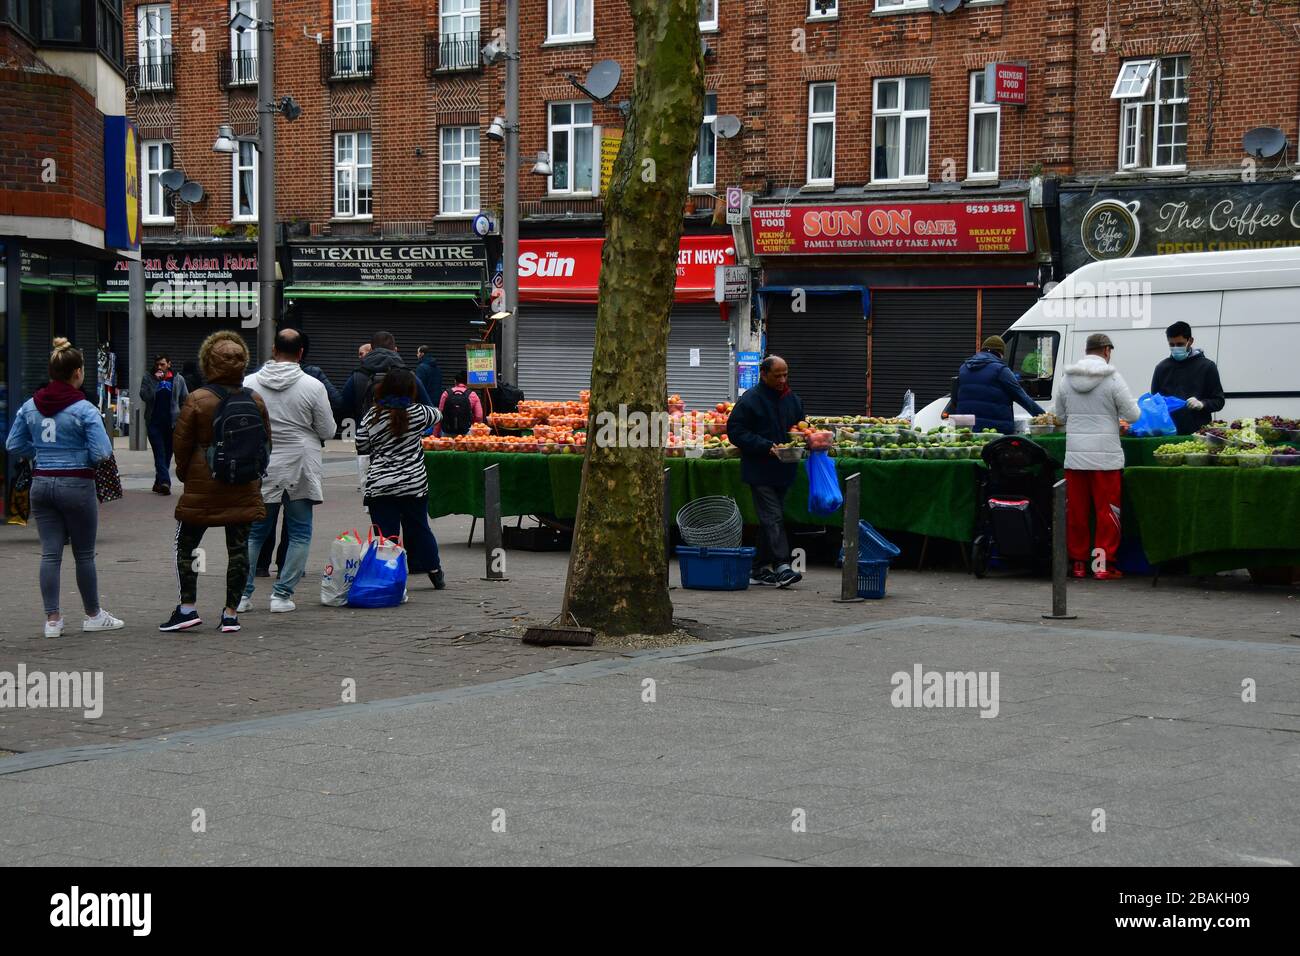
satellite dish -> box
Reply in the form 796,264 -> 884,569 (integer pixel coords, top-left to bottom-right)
178,181 -> 205,204
159,169 -> 185,191
571,60 -> 621,102
1242,126 -> 1288,159
929,0 -> 962,12
712,115 -> 742,140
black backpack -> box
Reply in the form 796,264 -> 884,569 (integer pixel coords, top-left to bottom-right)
441,387 -> 474,436
491,381 -> 525,414
203,385 -> 270,484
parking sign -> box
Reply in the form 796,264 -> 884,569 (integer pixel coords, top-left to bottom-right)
726,186 -> 743,226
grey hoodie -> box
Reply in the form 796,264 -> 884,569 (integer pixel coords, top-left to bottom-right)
244,360 -> 336,502
1053,354 -> 1142,471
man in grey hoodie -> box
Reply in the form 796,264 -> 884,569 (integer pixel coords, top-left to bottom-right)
239,329 -> 336,613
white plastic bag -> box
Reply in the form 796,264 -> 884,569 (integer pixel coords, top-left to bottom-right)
320,529 -> 365,606
898,389 -> 916,424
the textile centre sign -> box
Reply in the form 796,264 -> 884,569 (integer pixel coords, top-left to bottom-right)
289,242 -> 488,286
751,200 -> 1031,255
1059,181 -> 1300,272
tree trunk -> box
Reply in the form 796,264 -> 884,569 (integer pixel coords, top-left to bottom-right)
563,0 -> 704,635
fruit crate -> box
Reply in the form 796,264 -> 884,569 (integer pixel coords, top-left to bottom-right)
676,546 -> 757,591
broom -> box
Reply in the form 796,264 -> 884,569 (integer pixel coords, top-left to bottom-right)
522,409 -> 597,647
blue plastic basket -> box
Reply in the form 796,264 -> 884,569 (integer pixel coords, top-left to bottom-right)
856,559 -> 890,599
676,546 -> 757,591
837,520 -> 901,567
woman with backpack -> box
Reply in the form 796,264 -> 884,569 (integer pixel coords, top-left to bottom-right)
5,338 -> 124,637
161,331 -> 271,633
356,367 -> 446,590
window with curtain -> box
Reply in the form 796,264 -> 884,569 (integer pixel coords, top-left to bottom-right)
807,82 -> 836,184
691,92 -> 718,190
1113,56 -> 1188,170
334,131 -> 373,217
142,141 -> 174,222
872,76 -> 929,182
968,72 -> 1000,179
440,127 -> 481,215
549,101 -> 595,194
548,0 -> 592,42
234,141 -> 257,220
699,0 -> 717,30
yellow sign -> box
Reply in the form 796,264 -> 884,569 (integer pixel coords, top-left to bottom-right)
125,125 -> 140,246
600,129 -> 623,192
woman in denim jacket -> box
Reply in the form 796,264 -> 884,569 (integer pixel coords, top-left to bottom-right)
6,339 -> 125,637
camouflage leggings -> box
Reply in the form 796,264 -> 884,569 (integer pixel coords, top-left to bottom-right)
174,522 -> 251,609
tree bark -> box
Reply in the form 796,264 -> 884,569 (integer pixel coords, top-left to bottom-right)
564,0 -> 704,635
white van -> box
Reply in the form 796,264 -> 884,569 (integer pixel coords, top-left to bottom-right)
915,246 -> 1300,431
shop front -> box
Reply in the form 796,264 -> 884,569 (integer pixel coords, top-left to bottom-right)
515,234 -> 738,407
284,239 -> 489,395
751,197 -> 1041,416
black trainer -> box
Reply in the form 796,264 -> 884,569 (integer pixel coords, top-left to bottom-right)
775,567 -> 803,588
219,613 -> 241,633
158,606 -> 202,632
428,569 -> 447,590
750,568 -> 777,587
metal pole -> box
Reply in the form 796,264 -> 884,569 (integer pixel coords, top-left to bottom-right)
1043,478 -> 1076,620
663,466 -> 672,587
4,242 -> 22,492
835,472 -> 865,603
256,4 -> 276,366
501,0 -> 519,385
482,463 -> 508,581
128,257 -> 146,450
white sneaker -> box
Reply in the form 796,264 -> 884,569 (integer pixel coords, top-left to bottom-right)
269,595 -> 296,613
237,596 -> 252,613
44,618 -> 65,639
83,609 -> 124,632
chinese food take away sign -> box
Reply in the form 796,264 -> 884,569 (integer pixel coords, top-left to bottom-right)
751,200 -> 1031,255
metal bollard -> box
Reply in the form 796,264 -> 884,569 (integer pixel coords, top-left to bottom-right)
481,463 -> 508,582
834,472 -> 865,603
663,467 -> 672,587
1043,477 -> 1075,620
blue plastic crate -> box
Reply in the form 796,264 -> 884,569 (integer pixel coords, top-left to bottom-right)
676,545 -> 757,591
856,559 -> 890,599
837,520 -> 901,567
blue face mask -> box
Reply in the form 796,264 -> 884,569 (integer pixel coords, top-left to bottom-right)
1170,346 -> 1191,361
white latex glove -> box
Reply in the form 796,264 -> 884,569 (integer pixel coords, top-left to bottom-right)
1185,397 -> 1204,411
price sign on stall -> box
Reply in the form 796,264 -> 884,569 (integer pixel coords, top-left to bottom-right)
465,343 -> 497,388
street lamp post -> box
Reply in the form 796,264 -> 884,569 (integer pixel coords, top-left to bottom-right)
256,4 -> 276,365
483,3 -> 520,386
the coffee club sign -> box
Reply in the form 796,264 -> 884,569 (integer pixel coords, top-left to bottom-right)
104,249 -> 260,292
289,241 -> 487,286
1060,181 -> 1300,273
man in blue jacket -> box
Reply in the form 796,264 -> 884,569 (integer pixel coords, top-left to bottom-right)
726,355 -> 805,588
954,335 -> 1044,433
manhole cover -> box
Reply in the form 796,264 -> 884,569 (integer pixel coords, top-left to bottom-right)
685,656 -> 770,672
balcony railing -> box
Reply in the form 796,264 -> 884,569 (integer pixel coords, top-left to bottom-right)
322,41 -> 375,81
218,50 -> 259,88
128,54 -> 174,92
424,31 -> 481,77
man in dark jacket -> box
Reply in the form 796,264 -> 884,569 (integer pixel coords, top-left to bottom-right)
338,331 -> 434,427
954,336 -> 1045,433
726,355 -> 806,588
414,345 -> 444,404
1150,321 -> 1225,434
138,354 -> 189,495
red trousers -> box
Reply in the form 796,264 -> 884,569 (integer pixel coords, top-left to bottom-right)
1066,469 -> 1123,567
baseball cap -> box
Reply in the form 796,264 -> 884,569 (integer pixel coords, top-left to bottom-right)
1085,333 -> 1115,351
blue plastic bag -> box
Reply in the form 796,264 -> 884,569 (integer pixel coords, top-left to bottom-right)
806,450 -> 844,516
347,535 -> 408,608
1130,392 -> 1187,437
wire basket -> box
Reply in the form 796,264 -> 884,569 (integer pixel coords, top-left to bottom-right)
676,496 -> 743,548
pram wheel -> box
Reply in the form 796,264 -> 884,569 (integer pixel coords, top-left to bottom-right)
971,535 -> 990,579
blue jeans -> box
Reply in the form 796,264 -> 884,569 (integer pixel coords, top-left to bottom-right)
244,497 -> 314,599
30,476 -> 100,616
148,420 -> 173,486
367,495 -> 442,574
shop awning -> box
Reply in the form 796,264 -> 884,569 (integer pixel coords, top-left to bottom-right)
97,290 -> 259,303
283,285 -> 481,301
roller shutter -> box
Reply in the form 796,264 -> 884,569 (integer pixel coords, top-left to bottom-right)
764,292 -> 866,416
666,306 -> 732,408
981,287 -> 1042,340
517,305 -> 597,401
869,290 -> 978,416
144,317 -> 258,381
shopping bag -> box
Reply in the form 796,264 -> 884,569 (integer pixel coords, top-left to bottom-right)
6,460 -> 30,525
898,389 -> 916,424
320,529 -> 366,606
347,533 -> 409,608
1130,393 -> 1187,437
94,455 -> 123,503
806,450 -> 844,516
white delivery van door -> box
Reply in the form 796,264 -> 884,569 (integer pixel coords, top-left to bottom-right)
1217,286 -> 1300,421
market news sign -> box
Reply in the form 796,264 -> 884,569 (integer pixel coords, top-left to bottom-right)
518,235 -> 736,302
752,201 -> 1031,255
1059,181 -> 1300,273
289,241 -> 487,286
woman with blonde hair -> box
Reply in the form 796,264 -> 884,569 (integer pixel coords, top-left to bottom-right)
5,338 -> 124,637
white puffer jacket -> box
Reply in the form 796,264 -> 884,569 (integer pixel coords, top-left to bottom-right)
1053,355 -> 1142,471
244,361 -> 337,502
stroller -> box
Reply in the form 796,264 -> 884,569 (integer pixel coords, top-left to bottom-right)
971,435 -> 1057,578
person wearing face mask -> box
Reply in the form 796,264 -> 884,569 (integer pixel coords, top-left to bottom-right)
1150,321 -> 1225,434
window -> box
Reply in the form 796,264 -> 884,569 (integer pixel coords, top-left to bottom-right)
874,0 -> 928,10
136,4 -> 171,89
809,0 -> 838,18
34,0 -> 124,65
333,0 -> 371,75
547,0 -> 592,43
699,0 -> 717,30
968,72 -> 999,179
230,0 -> 258,84
334,131 -> 373,217
1004,330 -> 1059,402
690,93 -> 718,191
5,0 -> 33,36
233,140 -> 257,220
141,140 -> 174,222
549,101 -> 595,194
872,76 -> 929,182
806,82 -> 835,185
440,0 -> 480,69
440,126 -> 480,215
1113,56 -> 1188,170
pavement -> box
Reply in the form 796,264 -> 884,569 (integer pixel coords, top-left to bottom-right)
1,440 -> 1298,865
